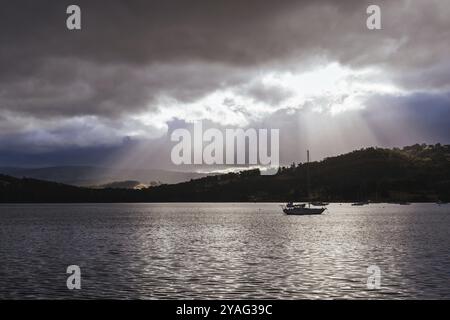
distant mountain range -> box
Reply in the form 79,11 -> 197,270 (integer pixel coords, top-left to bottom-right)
0,144 -> 449,203
0,166 -> 208,187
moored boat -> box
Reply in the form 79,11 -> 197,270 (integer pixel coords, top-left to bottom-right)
282,151 -> 326,215
282,204 -> 325,215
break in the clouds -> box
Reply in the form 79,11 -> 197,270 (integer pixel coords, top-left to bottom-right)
0,0 -> 449,168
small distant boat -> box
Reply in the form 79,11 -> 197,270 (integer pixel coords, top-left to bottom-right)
386,201 -> 411,205
352,201 -> 369,206
392,201 -> 410,205
311,201 -> 329,206
282,150 -> 326,216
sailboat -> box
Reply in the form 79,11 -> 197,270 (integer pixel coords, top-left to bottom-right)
282,150 -> 326,215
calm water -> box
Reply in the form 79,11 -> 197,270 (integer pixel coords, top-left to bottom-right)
0,203 -> 449,299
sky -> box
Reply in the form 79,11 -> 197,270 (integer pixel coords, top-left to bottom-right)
0,0 -> 449,171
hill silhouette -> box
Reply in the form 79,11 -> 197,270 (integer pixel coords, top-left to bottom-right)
0,166 -> 208,186
1,144 -> 449,203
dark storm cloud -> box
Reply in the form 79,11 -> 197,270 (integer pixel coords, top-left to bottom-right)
363,92 -> 450,146
0,0 -> 375,120
0,60 -> 252,119
0,143 -> 123,167
391,62 -> 450,91
0,0 -> 368,67
2,0 -> 449,119
1,0 -> 450,167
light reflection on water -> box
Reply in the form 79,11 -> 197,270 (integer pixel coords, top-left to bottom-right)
0,203 -> 449,299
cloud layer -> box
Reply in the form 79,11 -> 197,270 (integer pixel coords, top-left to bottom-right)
0,0 -> 449,168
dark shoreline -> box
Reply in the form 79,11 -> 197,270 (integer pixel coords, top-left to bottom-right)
2,144 -> 449,204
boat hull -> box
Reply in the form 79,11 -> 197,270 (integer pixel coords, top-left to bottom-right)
283,207 -> 325,215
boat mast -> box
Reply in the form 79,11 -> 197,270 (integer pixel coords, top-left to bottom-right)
307,150 -> 310,207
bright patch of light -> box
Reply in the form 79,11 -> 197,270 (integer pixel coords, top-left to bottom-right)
261,63 -> 401,114
132,62 -> 403,136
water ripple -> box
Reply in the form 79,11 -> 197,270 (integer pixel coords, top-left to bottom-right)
0,203 -> 449,299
